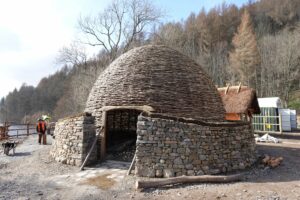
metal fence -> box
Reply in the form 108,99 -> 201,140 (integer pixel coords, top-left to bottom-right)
252,115 -> 282,133
252,107 -> 283,133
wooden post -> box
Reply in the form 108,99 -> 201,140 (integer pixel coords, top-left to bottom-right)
279,114 -> 282,134
127,154 -> 136,175
101,111 -> 107,161
27,124 -> 29,136
80,126 -> 104,171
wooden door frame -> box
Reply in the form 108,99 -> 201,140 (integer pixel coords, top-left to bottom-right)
99,105 -> 154,161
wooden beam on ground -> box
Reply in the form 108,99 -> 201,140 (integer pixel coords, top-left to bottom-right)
136,173 -> 244,189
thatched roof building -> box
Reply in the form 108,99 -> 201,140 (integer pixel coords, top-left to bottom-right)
218,85 -> 260,121
86,45 -> 225,123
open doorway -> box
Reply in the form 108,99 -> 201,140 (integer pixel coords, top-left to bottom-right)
104,109 -> 141,162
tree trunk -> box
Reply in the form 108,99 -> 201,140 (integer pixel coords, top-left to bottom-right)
136,174 -> 244,189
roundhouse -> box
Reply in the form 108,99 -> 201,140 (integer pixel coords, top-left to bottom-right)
51,45 -> 256,177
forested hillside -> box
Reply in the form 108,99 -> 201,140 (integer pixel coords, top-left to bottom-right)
1,0 -> 299,123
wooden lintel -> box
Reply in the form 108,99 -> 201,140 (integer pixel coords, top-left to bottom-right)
100,105 -> 154,113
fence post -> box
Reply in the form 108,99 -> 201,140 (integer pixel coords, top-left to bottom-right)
27,124 -> 29,136
279,114 -> 282,134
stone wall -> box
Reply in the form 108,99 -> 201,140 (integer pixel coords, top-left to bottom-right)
135,115 -> 256,178
50,113 -> 97,166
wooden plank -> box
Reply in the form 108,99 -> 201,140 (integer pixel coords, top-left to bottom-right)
101,111 -> 107,161
80,126 -> 104,171
127,154 -> 136,175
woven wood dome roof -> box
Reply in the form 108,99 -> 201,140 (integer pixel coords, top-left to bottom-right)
85,45 -> 225,121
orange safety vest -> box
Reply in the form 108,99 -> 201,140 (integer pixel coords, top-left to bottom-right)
37,121 -> 46,133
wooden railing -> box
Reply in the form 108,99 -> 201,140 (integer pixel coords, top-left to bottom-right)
0,123 -> 55,140
8,124 -> 36,138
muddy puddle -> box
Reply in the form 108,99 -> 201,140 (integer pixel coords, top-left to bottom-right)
81,173 -> 116,190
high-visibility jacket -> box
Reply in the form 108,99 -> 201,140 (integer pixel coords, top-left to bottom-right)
36,121 -> 47,133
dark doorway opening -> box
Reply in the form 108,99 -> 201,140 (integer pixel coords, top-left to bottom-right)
105,109 -> 141,162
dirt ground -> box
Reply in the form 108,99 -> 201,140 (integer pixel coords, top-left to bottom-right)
0,134 -> 300,200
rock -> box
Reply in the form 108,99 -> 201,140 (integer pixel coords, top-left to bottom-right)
36,191 -> 43,196
156,169 -> 163,177
160,159 -> 165,164
185,164 -> 193,170
136,166 -> 155,177
187,170 -> 195,176
197,170 -> 204,175
174,157 -> 183,165
61,158 -> 67,164
239,163 -> 245,169
199,155 -> 206,160
163,169 -> 174,178
210,169 -> 220,174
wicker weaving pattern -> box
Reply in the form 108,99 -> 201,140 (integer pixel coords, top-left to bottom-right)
85,45 -> 225,121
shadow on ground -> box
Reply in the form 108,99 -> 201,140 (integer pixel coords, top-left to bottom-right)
13,152 -> 32,157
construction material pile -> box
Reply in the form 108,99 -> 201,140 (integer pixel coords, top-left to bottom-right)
255,134 -> 280,143
261,155 -> 283,168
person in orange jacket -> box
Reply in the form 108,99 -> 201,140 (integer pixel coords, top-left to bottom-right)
36,118 -> 47,145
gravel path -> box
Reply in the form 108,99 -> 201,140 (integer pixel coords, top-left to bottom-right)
0,135 -> 136,200
0,135 -> 300,200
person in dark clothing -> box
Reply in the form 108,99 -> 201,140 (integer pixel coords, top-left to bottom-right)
36,119 -> 47,145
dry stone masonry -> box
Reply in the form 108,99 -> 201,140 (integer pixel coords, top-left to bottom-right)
50,113 -> 96,166
51,45 -> 258,177
135,115 -> 256,178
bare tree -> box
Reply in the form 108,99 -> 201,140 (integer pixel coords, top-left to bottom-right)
56,41 -> 87,66
78,0 -> 162,60
258,24 -> 300,105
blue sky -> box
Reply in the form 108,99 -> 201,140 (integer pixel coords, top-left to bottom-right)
0,0 -> 249,99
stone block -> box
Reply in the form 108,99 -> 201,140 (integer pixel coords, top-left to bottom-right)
185,164 -> 193,170
174,157 -> 182,165
136,166 -> 155,178
163,169 -> 174,178
187,170 -> 195,176
155,169 -> 163,178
